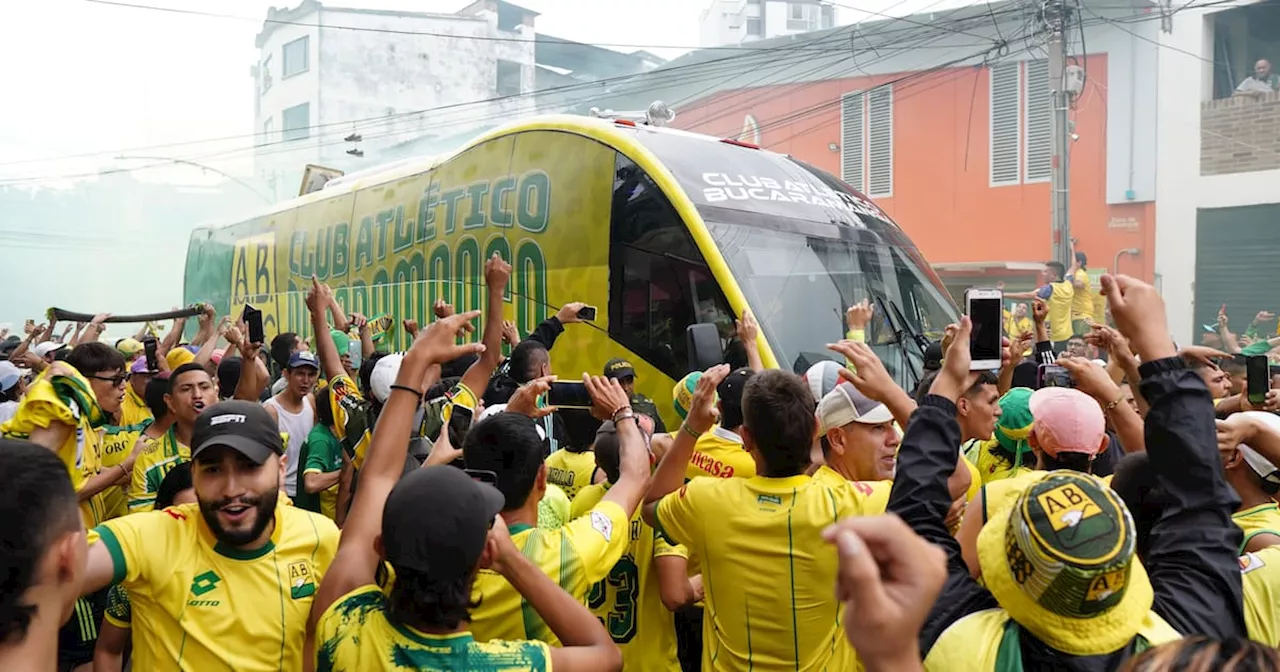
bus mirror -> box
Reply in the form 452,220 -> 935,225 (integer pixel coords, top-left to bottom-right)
686,323 -> 724,373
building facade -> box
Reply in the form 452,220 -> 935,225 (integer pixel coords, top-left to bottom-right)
252,0 -> 538,201
699,0 -> 836,48
1156,0 -> 1280,346
669,1 -> 1160,301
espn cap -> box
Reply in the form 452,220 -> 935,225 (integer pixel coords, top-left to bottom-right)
287,350 -> 320,370
603,358 -> 636,381
1029,387 -> 1107,457
382,465 -> 505,581
817,381 -> 894,434
191,400 -> 285,465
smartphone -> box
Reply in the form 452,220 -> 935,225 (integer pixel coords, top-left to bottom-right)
1247,355 -> 1270,405
447,404 -> 474,446
965,288 -> 1004,371
547,381 -> 593,409
242,305 -> 265,345
144,337 -> 159,373
1038,364 -> 1075,388
577,305 -> 598,322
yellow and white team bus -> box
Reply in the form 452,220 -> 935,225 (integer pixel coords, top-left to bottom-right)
183,114 -> 957,429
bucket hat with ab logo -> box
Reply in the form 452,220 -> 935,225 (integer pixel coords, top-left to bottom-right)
977,471 -> 1153,655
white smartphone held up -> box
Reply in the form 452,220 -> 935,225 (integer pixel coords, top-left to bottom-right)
965,287 -> 1004,371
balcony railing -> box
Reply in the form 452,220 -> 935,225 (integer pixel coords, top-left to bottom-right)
1202,91 -> 1280,176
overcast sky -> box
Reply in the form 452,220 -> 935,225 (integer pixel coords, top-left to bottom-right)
0,0 -> 961,329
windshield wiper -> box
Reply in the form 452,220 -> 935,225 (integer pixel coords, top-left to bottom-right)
873,295 -> 924,389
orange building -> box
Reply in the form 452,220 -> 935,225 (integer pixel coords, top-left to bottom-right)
605,4 -> 1162,297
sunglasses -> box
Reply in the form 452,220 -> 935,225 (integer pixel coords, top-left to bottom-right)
88,374 -> 128,388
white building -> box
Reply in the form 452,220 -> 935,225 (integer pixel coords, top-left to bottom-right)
698,0 -> 836,48
1155,0 -> 1280,345
252,0 -> 538,201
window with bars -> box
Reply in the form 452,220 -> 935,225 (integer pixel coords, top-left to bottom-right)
990,62 -> 1021,185
840,91 -> 864,191
1024,59 -> 1052,182
867,87 -> 893,197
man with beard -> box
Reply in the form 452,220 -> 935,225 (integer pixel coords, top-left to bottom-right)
128,363 -> 215,513
81,400 -> 339,670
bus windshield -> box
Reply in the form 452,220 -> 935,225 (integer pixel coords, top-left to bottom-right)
706,220 -> 957,387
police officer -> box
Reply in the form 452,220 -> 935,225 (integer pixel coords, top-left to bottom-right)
603,358 -> 666,433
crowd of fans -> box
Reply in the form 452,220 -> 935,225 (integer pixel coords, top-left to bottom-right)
3,256 -> 1280,672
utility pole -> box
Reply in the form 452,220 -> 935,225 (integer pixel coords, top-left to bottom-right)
1043,0 -> 1075,267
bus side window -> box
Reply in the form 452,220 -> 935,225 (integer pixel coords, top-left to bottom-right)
608,154 -> 732,379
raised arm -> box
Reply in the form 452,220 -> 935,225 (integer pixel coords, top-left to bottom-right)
642,365 -> 728,527
460,253 -> 511,396
886,319 -> 998,654
307,312 -> 482,641
1103,274 -> 1245,640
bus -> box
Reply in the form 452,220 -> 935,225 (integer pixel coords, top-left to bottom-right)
183,114 -> 958,429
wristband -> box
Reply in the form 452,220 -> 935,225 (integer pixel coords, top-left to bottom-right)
681,422 -> 704,439
1103,396 -> 1125,412
389,384 -> 423,400
611,406 -> 634,423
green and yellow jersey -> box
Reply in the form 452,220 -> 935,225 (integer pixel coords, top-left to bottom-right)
1240,547 -> 1280,646
1,371 -> 107,526
1233,502 -> 1280,554
299,424 -> 343,520
119,385 -> 153,427
316,586 -> 551,671
811,465 -> 892,514
470,500 -> 630,645
94,501 -> 339,671
128,426 -> 188,513
573,482 -> 685,672
543,449 -> 597,500
687,426 -> 756,480
100,420 -> 150,520
1071,268 -> 1095,325
654,474 -> 863,671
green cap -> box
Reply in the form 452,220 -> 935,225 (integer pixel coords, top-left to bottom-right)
994,387 -> 1034,455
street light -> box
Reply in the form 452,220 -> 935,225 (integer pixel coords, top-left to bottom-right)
114,155 -> 273,204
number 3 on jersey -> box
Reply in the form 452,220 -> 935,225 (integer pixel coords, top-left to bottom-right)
587,556 -> 639,643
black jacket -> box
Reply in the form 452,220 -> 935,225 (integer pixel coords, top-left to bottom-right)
889,357 -> 1244,670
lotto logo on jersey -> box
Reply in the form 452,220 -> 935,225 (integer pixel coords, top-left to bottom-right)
289,561 -> 316,599
188,571 -> 222,607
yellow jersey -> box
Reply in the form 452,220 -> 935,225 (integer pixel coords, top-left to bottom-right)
573,483 -> 685,672
470,499 -> 631,645
655,474 -> 865,671
100,421 -> 149,520
687,426 -> 756,480
1071,268 -> 1094,322
1046,280 -> 1075,342
1,373 -> 107,527
543,449 -> 598,500
317,585 -> 551,671
1240,548 -> 1280,646
1233,502 -> 1280,554
811,465 -> 891,514
119,384 -> 153,427
537,483 -> 571,529
129,425 -> 189,513
94,501 -> 339,671
964,438 -> 1033,486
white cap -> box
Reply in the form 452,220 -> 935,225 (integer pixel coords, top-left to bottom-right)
369,353 -> 404,403
33,342 -> 67,358
804,360 -> 844,402
1237,411 -> 1280,485
0,361 -> 20,392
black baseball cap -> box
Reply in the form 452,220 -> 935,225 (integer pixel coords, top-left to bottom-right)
604,358 -> 636,381
190,400 -> 284,464
717,367 -> 754,427
381,465 -> 505,580
924,341 -> 944,372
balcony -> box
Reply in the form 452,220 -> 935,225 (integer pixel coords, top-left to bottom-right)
1201,92 -> 1280,176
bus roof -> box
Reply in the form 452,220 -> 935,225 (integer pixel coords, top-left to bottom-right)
198,114 -> 890,234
